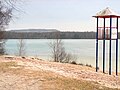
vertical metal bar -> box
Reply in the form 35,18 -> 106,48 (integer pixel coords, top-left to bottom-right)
109,17 -> 112,75
103,18 -> 106,73
116,17 -> 118,75
96,17 -> 99,72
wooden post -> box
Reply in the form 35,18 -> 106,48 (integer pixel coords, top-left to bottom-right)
96,17 -> 99,72
109,17 -> 112,75
116,17 -> 118,75
103,18 -> 106,73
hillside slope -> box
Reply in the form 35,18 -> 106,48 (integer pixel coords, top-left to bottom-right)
0,56 -> 120,90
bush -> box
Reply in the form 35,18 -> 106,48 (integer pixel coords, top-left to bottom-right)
86,64 -> 92,67
78,63 -> 84,66
70,61 -> 77,65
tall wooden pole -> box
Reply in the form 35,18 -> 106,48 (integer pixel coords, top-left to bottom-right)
96,17 -> 99,72
116,17 -> 118,75
103,18 -> 106,73
109,17 -> 112,75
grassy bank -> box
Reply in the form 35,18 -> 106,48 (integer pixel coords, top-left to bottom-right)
0,60 -> 119,90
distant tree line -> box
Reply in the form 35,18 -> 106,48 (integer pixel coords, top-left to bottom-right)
3,31 -> 96,39
2,31 -> 120,39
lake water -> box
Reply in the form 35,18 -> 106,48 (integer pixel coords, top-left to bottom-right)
5,39 -> 120,72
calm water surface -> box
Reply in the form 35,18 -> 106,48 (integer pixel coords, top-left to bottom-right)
5,39 -> 120,72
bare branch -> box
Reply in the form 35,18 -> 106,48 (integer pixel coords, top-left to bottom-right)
49,32 -> 77,63
0,0 -> 22,54
16,34 -> 26,56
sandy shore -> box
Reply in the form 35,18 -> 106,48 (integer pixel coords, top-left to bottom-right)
0,55 -> 120,90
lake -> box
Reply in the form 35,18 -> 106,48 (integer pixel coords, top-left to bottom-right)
5,39 -> 120,72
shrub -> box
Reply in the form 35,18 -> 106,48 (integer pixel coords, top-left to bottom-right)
70,61 -> 77,65
86,64 -> 92,67
78,63 -> 84,66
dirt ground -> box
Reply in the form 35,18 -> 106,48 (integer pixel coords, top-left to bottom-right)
0,56 -> 120,90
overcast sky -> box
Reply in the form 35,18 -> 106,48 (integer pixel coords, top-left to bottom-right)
9,0 -> 120,32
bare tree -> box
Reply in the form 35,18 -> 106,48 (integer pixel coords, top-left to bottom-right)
0,0 -> 22,54
0,0 -> 17,54
16,33 -> 26,56
0,1 -> 12,54
0,0 -> 17,30
0,40 -> 4,54
49,32 -> 77,63
17,38 -> 26,56
49,38 -> 66,62
63,53 -> 78,63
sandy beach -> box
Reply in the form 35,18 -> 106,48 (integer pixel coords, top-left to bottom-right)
0,55 -> 120,90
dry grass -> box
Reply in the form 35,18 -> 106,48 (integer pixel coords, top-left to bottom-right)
0,61 -> 119,90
